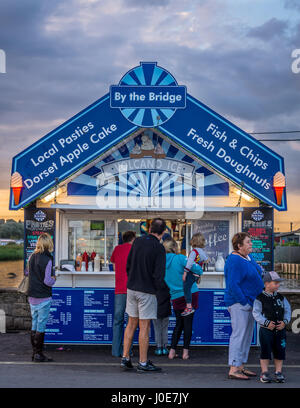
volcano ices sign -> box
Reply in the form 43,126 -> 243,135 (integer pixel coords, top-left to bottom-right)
10,62 -> 286,211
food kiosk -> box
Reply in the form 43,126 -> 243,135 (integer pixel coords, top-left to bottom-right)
9,62 -> 287,345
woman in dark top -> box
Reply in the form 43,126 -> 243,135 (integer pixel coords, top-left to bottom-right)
25,233 -> 56,362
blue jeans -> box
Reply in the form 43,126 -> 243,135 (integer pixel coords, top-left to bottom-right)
112,294 -> 127,357
30,299 -> 52,333
183,272 -> 196,304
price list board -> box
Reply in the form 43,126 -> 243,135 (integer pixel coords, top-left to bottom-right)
45,288 -> 257,345
45,288 -> 114,343
242,207 -> 274,272
24,207 -> 56,268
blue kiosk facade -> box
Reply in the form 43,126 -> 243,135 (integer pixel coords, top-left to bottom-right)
10,62 -> 287,345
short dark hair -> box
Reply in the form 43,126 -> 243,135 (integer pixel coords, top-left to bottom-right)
232,232 -> 251,251
122,231 -> 136,243
149,218 -> 167,235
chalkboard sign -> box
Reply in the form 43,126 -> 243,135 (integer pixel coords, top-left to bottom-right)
24,207 -> 56,268
192,220 -> 229,267
44,288 -> 257,345
242,207 -> 274,272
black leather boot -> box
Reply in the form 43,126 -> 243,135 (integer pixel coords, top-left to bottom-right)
30,330 -> 37,361
33,332 -> 53,362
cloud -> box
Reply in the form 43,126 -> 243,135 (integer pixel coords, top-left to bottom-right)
284,0 -> 300,11
0,0 -> 300,225
247,18 -> 288,40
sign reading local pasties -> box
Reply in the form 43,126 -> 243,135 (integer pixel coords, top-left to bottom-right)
10,94 -> 138,210
9,62 -> 287,211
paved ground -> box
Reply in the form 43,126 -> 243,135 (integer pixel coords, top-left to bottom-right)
0,330 -> 299,389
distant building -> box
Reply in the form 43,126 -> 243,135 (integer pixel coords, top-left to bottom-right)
275,229 -> 300,245
0,239 -> 23,246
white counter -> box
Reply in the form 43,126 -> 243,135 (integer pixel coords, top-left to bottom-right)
55,271 -> 225,289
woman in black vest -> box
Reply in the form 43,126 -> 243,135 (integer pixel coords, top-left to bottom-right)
25,233 -> 56,362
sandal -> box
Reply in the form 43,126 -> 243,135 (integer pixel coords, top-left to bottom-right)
228,370 -> 250,380
242,368 -> 257,377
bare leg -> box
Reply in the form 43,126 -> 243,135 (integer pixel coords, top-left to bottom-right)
139,319 -> 151,363
274,359 -> 283,373
123,316 -> 138,358
260,359 -> 270,373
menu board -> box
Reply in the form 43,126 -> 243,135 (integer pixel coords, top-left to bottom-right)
242,207 -> 274,272
45,288 -> 257,345
190,290 -> 256,345
24,207 -> 56,268
192,220 -> 229,267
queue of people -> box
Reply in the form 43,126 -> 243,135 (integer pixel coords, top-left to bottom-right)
24,223 -> 291,383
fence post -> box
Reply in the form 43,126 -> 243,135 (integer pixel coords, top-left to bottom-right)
0,309 -> 6,333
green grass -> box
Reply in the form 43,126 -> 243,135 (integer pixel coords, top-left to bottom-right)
0,244 -> 24,261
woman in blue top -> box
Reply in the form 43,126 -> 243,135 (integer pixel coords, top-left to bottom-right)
163,238 -> 203,360
225,232 -> 264,380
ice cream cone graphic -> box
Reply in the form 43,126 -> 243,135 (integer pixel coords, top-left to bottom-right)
10,171 -> 23,205
273,171 -> 285,206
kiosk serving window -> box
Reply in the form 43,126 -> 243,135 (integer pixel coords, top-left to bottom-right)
68,219 -> 116,266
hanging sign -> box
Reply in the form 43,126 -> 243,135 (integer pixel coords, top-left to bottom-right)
242,207 -> 274,272
10,62 -> 287,211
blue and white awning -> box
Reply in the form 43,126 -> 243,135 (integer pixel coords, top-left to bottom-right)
67,130 -> 229,199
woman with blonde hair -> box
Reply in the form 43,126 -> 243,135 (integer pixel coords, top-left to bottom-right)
24,233 -> 56,362
163,238 -> 203,360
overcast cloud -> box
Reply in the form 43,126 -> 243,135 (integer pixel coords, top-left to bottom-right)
0,0 -> 300,225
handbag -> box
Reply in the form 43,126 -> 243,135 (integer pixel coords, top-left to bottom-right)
17,275 -> 29,295
18,254 -> 32,295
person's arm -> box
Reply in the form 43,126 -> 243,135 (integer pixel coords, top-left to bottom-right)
276,298 -> 291,330
226,257 -> 248,305
126,245 -> 134,276
24,254 -> 32,276
184,250 -> 196,273
283,297 -> 292,325
252,299 -> 270,327
110,248 -> 115,263
249,255 -> 264,276
153,246 -> 166,290
24,264 -> 29,277
44,260 -> 56,287
198,248 -> 209,262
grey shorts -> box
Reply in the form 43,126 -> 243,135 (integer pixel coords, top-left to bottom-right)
126,289 -> 157,320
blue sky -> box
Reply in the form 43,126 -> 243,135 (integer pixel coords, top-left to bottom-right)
0,0 -> 300,230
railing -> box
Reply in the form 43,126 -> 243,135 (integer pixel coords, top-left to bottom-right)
275,263 -> 300,279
